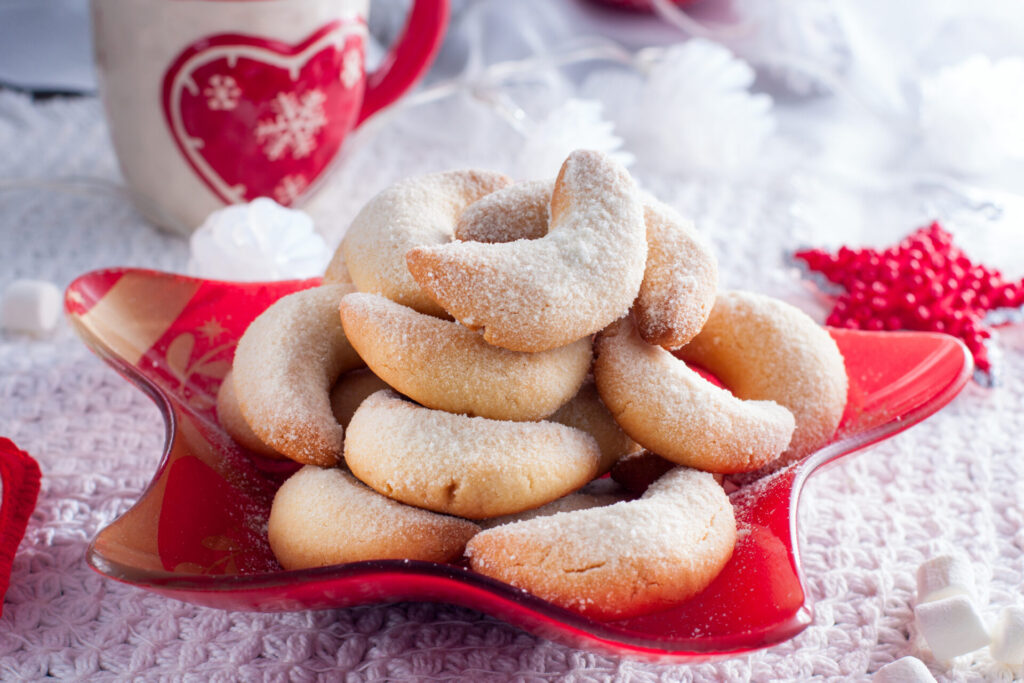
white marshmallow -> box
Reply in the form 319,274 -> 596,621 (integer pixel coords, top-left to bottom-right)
916,554 -> 975,604
990,606 -> 1024,665
915,595 -> 990,660
1,279 -> 62,335
872,656 -> 937,683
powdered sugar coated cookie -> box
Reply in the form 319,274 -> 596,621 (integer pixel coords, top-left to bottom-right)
406,150 -> 647,352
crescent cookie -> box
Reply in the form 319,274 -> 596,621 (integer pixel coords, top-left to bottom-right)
321,247 -> 353,285
216,371 -> 284,459
466,467 -> 736,620
633,198 -> 718,349
593,316 -> 795,473
233,284 -> 364,467
454,179 -> 552,243
268,465 -> 479,570
675,290 -> 848,461
339,292 -> 592,422
344,390 -> 602,520
479,479 -> 630,530
548,379 -> 642,476
454,181 -> 717,350
406,149 -> 647,352
331,169 -> 511,317
218,368 -> 388,459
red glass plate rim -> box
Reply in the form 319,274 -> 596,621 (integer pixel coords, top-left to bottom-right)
783,327 -> 973,626
69,268 -> 973,658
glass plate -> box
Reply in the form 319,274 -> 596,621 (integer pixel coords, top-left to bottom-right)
65,267 -> 972,661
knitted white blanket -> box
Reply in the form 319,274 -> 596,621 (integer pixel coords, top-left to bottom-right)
1,87 -> 1022,682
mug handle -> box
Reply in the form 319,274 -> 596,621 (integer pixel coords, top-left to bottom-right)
355,0 -> 450,126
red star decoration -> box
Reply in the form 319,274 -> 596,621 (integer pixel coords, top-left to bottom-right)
795,221 -> 1024,375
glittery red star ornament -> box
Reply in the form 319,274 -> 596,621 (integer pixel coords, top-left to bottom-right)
795,221 -> 1024,375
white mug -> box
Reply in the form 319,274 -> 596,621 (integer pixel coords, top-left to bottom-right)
91,0 -> 449,235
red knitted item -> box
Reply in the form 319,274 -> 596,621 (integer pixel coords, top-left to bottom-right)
0,438 -> 41,616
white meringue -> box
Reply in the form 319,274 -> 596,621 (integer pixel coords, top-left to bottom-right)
187,198 -> 331,282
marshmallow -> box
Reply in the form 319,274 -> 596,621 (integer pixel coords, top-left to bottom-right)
990,606 -> 1024,665
1,279 -> 62,335
916,554 -> 975,604
187,198 -> 330,281
872,656 -> 937,683
915,595 -> 990,660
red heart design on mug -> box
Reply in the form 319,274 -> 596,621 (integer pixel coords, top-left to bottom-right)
162,20 -> 365,207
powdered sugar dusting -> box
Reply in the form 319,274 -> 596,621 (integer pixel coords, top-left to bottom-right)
338,292 -> 591,421
633,197 -> 718,350
466,467 -> 736,619
232,284 -> 363,466
450,180 -> 719,351
594,316 -> 795,473
338,170 -> 511,317
406,150 -> 647,352
344,390 -> 602,520
676,290 -> 847,462
478,479 -> 630,530
454,179 -> 552,243
268,465 -> 479,568
216,370 -> 283,458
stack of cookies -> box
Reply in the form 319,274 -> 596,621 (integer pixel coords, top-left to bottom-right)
217,150 -> 848,620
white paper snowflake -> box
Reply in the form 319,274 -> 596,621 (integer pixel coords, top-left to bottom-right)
256,90 -> 328,161
919,55 -> 1024,176
730,0 -> 850,95
515,99 -> 632,179
204,74 -> 242,111
599,40 -> 775,177
187,198 -> 331,281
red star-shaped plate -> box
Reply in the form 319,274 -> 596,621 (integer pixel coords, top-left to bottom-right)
795,221 -> 1024,378
65,267 -> 972,660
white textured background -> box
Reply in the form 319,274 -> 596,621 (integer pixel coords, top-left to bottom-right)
3,1 -> 1024,679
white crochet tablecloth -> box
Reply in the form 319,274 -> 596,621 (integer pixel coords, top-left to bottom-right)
2,78 -> 1024,682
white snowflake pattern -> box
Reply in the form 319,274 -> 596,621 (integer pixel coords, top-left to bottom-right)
341,49 -> 362,89
255,91 -> 327,161
273,174 -> 309,205
203,74 -> 242,111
